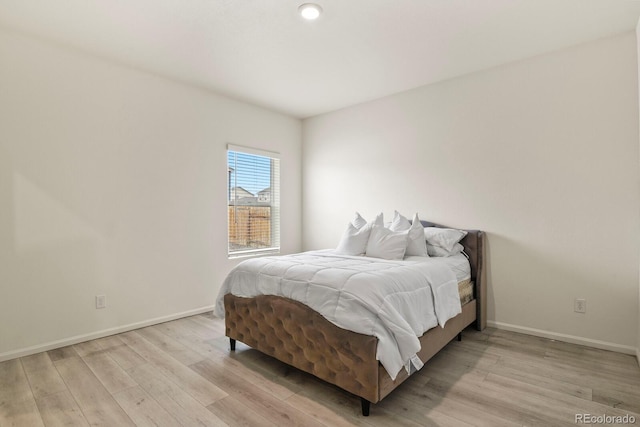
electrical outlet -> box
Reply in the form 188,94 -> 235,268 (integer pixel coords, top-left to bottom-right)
96,295 -> 106,309
574,298 -> 586,313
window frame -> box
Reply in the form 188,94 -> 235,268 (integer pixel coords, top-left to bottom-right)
227,144 -> 280,258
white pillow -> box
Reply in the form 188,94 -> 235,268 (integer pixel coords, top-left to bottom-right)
365,225 -> 408,260
352,212 -> 368,229
371,212 -> 384,227
427,242 -> 464,257
389,210 -> 410,231
389,211 -> 428,257
424,227 -> 467,252
336,223 -> 372,255
352,211 -> 383,229
406,214 -> 428,257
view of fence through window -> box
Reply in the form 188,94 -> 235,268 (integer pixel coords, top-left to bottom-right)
227,148 -> 280,256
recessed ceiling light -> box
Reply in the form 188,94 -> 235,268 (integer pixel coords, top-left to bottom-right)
299,3 -> 322,20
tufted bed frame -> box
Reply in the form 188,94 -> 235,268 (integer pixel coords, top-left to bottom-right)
223,221 -> 486,416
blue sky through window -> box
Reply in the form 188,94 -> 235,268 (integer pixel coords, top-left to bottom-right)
227,151 -> 271,196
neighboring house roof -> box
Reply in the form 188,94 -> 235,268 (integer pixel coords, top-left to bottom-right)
229,186 -> 270,206
229,186 -> 254,199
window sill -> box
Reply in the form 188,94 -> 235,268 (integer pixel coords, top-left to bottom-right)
228,248 -> 280,260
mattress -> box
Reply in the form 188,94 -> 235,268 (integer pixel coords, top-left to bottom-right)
458,279 -> 473,305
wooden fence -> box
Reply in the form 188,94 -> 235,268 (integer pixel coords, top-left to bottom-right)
228,206 -> 271,250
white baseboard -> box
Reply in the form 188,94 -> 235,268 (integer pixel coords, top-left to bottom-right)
0,305 -> 215,362
487,320 -> 637,355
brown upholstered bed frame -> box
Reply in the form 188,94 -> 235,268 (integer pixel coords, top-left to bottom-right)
223,221 -> 486,416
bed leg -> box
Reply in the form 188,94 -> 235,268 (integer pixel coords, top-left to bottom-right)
361,398 -> 370,416
229,338 -> 236,351
457,332 -> 462,342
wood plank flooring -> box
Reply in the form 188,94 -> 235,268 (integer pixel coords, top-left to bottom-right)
1,313 -> 639,426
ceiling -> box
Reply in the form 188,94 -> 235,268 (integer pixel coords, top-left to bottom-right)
1,0 -> 639,118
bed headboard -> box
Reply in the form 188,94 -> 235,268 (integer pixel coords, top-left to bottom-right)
420,221 -> 487,331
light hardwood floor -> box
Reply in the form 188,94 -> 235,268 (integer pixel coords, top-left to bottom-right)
1,313 -> 639,426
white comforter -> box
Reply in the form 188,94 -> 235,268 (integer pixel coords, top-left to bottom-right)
214,250 -> 462,380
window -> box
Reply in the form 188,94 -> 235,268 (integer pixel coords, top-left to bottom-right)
227,145 -> 280,257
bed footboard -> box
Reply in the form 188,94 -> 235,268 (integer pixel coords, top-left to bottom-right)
224,293 -> 380,404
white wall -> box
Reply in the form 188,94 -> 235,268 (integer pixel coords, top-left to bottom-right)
636,20 -> 640,365
303,32 -> 639,352
0,28 -> 302,359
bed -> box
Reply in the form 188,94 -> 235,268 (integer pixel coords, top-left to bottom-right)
217,220 -> 486,416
